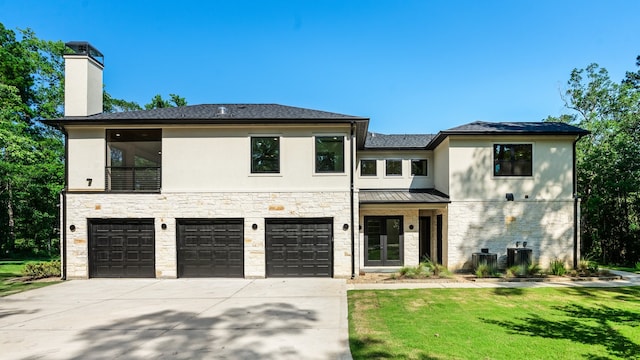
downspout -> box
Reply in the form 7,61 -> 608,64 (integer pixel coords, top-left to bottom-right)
61,126 -> 69,280
350,121 -> 356,279
572,135 -> 583,269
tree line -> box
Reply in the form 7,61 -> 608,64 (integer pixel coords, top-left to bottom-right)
0,23 -> 185,257
1,23 -> 638,265
546,56 -> 640,266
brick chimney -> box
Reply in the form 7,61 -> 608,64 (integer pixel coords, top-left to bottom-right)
64,42 -> 104,117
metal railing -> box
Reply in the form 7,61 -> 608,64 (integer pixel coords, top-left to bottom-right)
105,166 -> 161,191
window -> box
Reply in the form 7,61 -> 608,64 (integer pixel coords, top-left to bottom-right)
251,137 -> 280,173
315,136 -> 344,173
360,159 -> 377,176
386,159 -> 402,176
494,144 -> 532,176
106,129 -> 161,191
411,159 -> 428,176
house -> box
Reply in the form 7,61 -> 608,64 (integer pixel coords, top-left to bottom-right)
44,42 -> 589,279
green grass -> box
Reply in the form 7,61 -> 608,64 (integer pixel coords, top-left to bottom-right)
0,260 -> 61,297
605,265 -> 640,274
348,287 -> 640,359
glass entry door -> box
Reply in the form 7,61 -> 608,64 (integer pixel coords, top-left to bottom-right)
364,216 -> 403,266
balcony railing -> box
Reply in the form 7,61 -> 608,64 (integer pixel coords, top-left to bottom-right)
105,166 -> 161,192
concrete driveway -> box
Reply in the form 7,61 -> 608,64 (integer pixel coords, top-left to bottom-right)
0,278 -> 352,360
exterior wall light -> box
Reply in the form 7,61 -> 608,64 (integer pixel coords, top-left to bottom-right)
161,223 -> 167,230
343,224 -> 349,231
409,224 -> 414,230
252,223 -> 258,230
70,225 -> 76,232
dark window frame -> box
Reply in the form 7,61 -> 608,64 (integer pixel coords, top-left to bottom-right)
315,135 -> 345,173
251,136 -> 280,174
493,143 -> 533,177
411,159 -> 428,176
360,159 -> 377,176
385,159 -> 403,176
106,129 -> 162,192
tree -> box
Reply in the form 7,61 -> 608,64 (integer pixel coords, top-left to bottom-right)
144,93 -> 187,109
549,58 -> 640,265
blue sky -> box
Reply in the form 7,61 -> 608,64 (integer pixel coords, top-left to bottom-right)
1,0 -> 638,133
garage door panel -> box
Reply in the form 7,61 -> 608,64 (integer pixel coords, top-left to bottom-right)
177,219 -> 244,278
89,219 -> 155,278
266,219 -> 333,277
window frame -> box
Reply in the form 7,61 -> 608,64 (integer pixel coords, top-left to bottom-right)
410,159 -> 428,177
105,128 -> 162,192
314,135 -> 345,174
385,159 -> 403,177
493,143 -> 533,177
360,159 -> 377,177
250,136 -> 281,174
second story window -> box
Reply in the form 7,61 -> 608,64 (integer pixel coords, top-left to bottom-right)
315,136 -> 344,173
411,159 -> 428,176
251,136 -> 280,173
106,129 -> 161,191
386,159 -> 402,176
360,159 -> 377,176
494,144 -> 533,176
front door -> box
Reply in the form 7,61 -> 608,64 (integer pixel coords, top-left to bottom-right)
364,216 -> 403,266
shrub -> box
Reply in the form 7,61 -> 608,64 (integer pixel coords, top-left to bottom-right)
636,261 -> 640,271
505,263 -> 541,277
397,259 -> 450,279
23,261 -> 61,280
475,264 -> 498,278
549,258 -> 567,276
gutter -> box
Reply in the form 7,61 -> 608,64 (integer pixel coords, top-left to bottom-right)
350,121 -> 356,279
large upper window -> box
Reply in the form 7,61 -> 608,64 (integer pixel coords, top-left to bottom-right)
386,159 -> 402,176
411,159 -> 428,176
360,159 -> 377,176
251,137 -> 280,173
493,144 -> 532,176
315,136 -> 344,173
106,129 -> 161,191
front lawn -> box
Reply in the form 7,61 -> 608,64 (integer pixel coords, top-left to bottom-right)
0,260 -> 61,296
349,287 -> 640,359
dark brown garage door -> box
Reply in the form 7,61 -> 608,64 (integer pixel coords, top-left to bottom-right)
177,219 -> 244,277
265,218 -> 332,277
89,219 -> 155,278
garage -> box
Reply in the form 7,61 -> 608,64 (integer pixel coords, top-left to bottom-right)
88,219 -> 155,278
177,219 -> 244,277
265,218 -> 333,277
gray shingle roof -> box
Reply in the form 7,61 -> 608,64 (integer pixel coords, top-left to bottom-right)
359,189 -> 450,204
364,133 -> 435,149
55,103 -> 366,121
444,121 -> 590,134
427,121 -> 590,149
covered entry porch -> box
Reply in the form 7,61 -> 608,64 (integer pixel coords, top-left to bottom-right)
358,190 -> 450,272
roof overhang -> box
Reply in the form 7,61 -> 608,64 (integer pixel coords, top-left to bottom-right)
359,189 -> 451,205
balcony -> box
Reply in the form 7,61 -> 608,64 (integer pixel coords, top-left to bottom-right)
105,166 -> 161,192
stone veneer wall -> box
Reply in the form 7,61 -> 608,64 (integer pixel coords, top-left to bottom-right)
447,200 -> 575,270
64,191 -> 353,279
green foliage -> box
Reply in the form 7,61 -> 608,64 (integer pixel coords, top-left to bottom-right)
22,260 -> 60,279
506,263 -> 541,278
144,93 -> 187,109
636,261 -> 640,271
549,258 -> 567,276
475,263 -> 498,278
398,259 -> 450,279
549,56 -> 640,265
